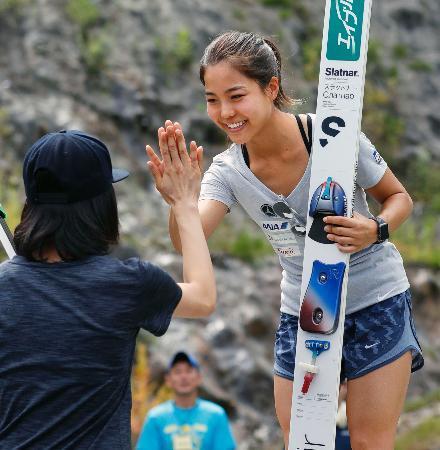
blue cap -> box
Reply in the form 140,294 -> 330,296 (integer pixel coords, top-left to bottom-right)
23,130 -> 129,204
168,351 -> 200,371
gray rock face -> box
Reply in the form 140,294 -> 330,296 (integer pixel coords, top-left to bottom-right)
371,1 -> 440,158
1,0 -> 439,162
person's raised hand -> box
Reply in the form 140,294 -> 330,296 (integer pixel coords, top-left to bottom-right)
173,121 -> 204,172
146,122 -> 203,209
146,120 -> 203,180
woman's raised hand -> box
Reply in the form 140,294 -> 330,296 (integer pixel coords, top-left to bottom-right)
146,121 -> 203,208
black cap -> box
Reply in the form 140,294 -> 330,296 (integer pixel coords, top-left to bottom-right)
23,130 -> 129,204
168,351 -> 200,371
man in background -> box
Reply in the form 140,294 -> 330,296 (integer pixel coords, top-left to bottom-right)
136,351 -> 236,450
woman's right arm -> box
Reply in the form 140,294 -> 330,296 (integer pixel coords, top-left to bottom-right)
146,124 -> 225,318
169,199 -> 228,254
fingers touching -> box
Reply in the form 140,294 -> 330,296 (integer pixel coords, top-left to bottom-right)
147,120 -> 203,176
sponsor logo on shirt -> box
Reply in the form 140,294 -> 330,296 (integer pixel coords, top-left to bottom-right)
373,150 -> 383,165
260,204 -> 277,217
262,222 -> 289,231
275,247 -> 300,257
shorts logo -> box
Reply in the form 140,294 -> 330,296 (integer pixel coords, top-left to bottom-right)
327,0 -> 365,61
373,150 -> 383,165
365,342 -> 380,349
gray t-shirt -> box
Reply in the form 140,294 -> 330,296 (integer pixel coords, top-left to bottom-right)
200,130 -> 409,316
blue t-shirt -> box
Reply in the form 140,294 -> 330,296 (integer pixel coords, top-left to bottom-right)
0,255 -> 182,449
136,399 -> 236,450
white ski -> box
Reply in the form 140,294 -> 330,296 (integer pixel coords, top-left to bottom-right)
0,205 -> 16,259
289,1 -> 373,449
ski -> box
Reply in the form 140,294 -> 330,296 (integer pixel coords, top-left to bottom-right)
289,1 -> 373,449
0,204 -> 16,259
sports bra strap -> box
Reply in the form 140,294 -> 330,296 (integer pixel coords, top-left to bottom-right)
306,114 -> 313,149
294,114 -> 312,155
242,114 -> 313,167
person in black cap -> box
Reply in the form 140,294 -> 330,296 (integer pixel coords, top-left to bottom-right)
137,351 -> 236,450
0,130 -> 216,449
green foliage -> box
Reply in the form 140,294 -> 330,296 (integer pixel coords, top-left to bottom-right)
399,156 -> 440,212
261,0 -> 292,7
208,222 -> 273,264
278,8 -> 292,21
362,42 -> 404,161
156,28 -> 194,75
229,230 -> 273,263
261,0 -> 308,20
232,8 -> 245,21
395,416 -> 440,450
0,108 -> 13,139
302,38 -> 321,81
391,155 -> 440,268
404,389 -> 440,413
65,0 -> 108,74
386,65 -> 399,81
393,213 -> 440,269
362,81 -> 405,160
367,39 -> 382,66
392,44 -> 409,60
362,39 -> 425,193
408,59 -> 433,73
366,40 -> 396,84
79,33 -> 108,74
66,0 -> 99,29
0,0 -> 29,14
173,29 -> 193,69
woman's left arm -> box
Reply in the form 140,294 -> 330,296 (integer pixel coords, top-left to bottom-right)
324,168 -> 413,253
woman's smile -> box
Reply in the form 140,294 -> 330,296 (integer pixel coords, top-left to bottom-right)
224,120 -> 248,132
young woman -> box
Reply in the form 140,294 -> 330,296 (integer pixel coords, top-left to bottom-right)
147,31 -> 424,449
0,129 -> 215,449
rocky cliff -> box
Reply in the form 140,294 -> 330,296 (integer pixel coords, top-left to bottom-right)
0,0 -> 439,448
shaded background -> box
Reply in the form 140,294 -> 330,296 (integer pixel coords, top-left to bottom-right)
0,0 -> 439,448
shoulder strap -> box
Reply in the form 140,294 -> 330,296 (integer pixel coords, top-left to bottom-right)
295,114 -> 312,155
306,114 -> 313,151
241,145 -> 250,167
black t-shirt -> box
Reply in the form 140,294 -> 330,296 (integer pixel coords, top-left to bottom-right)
0,255 -> 182,449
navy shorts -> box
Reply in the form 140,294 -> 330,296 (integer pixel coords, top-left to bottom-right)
274,290 -> 424,381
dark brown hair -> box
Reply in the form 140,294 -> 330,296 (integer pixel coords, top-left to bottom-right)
200,31 -> 293,110
14,188 -> 119,261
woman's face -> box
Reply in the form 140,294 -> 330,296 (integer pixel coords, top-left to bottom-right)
203,61 -> 278,145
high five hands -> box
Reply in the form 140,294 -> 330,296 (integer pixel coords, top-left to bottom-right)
146,121 -> 204,208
